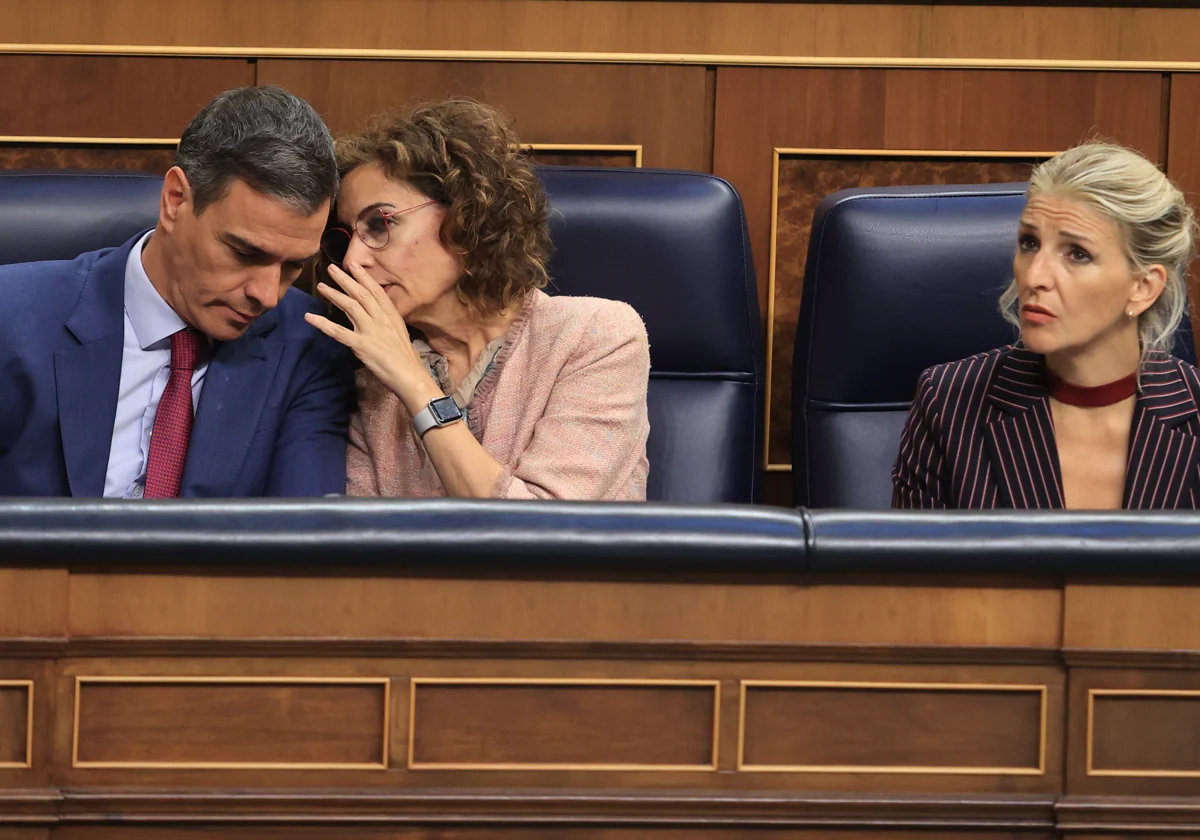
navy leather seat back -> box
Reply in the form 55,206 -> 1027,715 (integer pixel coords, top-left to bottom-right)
0,167 -> 763,504
540,168 -> 762,504
0,171 -> 162,265
791,183 -> 1197,509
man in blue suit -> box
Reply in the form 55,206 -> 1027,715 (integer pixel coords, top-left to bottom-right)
0,85 -> 354,497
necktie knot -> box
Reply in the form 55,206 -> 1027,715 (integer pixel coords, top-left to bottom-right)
170,328 -> 205,372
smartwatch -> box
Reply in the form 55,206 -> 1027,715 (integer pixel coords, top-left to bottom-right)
412,395 -> 464,438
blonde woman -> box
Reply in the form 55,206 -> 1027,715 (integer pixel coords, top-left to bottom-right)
893,140 -> 1200,509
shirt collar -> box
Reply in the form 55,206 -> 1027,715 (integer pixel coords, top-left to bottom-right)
124,231 -> 188,351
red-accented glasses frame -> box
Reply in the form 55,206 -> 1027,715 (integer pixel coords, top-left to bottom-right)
320,199 -> 440,267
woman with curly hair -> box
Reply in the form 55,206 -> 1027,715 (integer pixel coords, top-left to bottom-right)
307,99 -> 650,499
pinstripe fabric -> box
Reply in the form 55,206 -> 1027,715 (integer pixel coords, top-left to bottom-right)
891,345 -> 1200,509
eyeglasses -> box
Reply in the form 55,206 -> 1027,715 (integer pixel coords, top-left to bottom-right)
320,199 -> 440,267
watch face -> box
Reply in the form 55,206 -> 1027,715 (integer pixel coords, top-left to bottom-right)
429,396 -> 463,424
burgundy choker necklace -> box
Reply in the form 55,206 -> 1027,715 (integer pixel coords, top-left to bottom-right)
1044,366 -> 1138,407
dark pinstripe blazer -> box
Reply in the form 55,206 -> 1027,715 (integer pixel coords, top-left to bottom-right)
892,345 -> 1200,509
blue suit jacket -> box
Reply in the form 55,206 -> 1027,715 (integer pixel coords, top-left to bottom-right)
0,234 -> 355,497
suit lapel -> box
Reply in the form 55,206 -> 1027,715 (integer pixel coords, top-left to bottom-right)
982,347 -> 1065,509
54,242 -> 136,497
1123,352 -> 1200,509
179,317 -> 284,497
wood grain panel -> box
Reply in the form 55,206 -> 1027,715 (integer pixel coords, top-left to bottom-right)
1166,73 -> 1200,354
66,573 -> 1062,647
768,154 -> 1040,465
49,830 -> 1059,840
1089,690 -> 1200,776
5,0 -> 1200,64
1067,668 -> 1200,797
0,145 -> 174,173
73,677 -> 388,769
0,682 -> 31,767
0,570 -> 67,638
740,681 -> 1045,773
0,56 -> 252,138
410,679 -> 717,769
715,67 -> 1163,315
1064,584 -> 1200,651
258,60 -> 709,171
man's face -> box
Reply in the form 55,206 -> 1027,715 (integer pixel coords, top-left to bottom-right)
161,172 -> 328,341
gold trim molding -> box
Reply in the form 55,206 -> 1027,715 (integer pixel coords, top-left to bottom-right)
72,675 -> 391,771
408,677 -> 720,771
0,680 -> 34,770
6,43 -> 1200,72
525,143 -> 643,168
0,135 -> 177,145
766,146 -> 1056,472
1086,688 -> 1200,778
737,679 -> 1049,775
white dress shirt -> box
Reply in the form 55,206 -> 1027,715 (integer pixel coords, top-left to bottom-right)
103,233 -> 210,498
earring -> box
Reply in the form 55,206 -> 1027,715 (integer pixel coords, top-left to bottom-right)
1128,309 -> 1135,317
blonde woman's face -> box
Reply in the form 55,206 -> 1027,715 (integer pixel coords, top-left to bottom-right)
1012,194 -> 1147,358
335,162 -> 461,320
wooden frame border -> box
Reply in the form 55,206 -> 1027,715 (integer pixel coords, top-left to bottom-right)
5,43 -> 1200,72
0,680 -> 34,770
71,675 -> 391,770
1086,688 -> 1200,778
525,143 -> 643,168
0,138 -> 641,167
407,677 -> 721,771
737,679 -> 1048,774
764,146 -> 1056,472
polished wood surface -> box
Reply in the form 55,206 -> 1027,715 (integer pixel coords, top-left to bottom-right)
4,0 -> 1200,65
258,60 -> 710,171
64,572 -> 1062,646
410,680 -> 717,768
5,564 -> 1200,833
740,682 -> 1046,773
73,678 -> 388,768
0,56 -> 252,138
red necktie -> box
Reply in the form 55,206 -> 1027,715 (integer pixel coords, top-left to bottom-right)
144,328 -> 205,499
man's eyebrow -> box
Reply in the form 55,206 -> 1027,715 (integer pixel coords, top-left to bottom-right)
221,233 -> 318,264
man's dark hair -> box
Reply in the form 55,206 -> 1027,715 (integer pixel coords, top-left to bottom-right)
174,85 -> 338,215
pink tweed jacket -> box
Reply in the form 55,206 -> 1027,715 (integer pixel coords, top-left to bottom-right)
346,290 -> 650,500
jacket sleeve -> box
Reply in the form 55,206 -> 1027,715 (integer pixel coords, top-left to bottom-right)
263,336 -> 356,497
891,367 -> 949,509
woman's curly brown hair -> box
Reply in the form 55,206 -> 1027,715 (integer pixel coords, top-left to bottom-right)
335,98 -> 553,315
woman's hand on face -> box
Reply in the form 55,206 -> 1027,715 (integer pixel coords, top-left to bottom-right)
304,262 -> 442,413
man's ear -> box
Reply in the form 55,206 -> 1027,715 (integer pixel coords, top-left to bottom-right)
1129,264 -> 1168,317
159,166 -> 192,233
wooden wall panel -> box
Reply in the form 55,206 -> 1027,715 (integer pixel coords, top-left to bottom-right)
4,0 -> 1200,64
0,147 -> 174,173
1089,691 -> 1200,776
47,830 -> 1060,840
258,60 -> 710,171
72,678 -> 388,769
409,680 -> 718,769
713,67 -> 1165,469
0,571 -> 66,639
1068,668 -> 1200,798
65,572 -> 1062,648
1167,73 -> 1200,352
0,56 -> 252,139
740,682 -> 1045,774
0,683 -> 30,767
